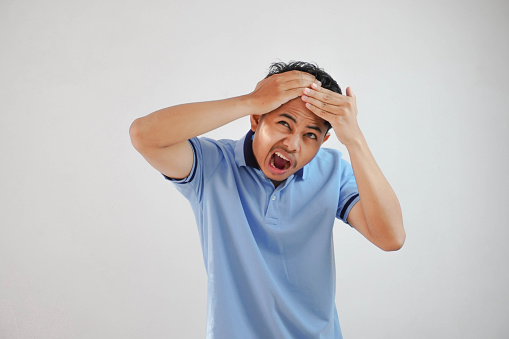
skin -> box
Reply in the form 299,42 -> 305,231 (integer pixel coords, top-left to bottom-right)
250,98 -> 330,187
301,84 -> 405,251
130,70 -> 405,251
129,70 -> 318,181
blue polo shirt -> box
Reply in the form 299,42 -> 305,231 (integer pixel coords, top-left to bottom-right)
166,130 -> 359,339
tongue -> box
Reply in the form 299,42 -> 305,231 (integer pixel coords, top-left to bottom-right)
274,154 -> 288,170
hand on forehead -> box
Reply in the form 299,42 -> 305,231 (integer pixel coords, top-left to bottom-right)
269,97 -> 328,127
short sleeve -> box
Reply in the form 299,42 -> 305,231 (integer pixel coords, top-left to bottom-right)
162,137 -> 224,203
336,158 -> 360,225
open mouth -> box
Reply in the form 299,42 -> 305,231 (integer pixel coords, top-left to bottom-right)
270,151 -> 291,171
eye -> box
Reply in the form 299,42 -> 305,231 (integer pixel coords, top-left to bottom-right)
278,121 -> 290,128
306,133 -> 318,140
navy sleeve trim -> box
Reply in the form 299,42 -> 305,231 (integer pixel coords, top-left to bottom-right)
339,193 -> 360,220
187,141 -> 198,182
162,139 -> 198,183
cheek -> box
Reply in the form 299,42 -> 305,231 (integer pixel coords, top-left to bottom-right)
259,123 -> 281,139
256,126 -> 278,151
253,133 -> 272,163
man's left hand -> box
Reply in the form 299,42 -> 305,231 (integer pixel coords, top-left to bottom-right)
301,84 -> 362,146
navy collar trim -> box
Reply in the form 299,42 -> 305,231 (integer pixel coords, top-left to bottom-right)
243,130 -> 260,169
241,130 -> 306,179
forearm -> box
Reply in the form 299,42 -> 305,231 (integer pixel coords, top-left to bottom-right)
131,71 -> 320,150
300,84 -> 405,249
346,133 -> 405,249
131,95 -> 253,149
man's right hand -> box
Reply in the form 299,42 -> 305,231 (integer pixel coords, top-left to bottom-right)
130,70 -> 320,180
247,70 -> 320,115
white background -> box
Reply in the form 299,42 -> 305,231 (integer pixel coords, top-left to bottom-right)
1,0 -> 508,338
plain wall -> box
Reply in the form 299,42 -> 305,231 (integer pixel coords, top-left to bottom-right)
1,0 -> 508,338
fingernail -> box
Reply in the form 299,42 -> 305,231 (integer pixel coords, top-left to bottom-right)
312,83 -> 318,89
303,88 -> 310,95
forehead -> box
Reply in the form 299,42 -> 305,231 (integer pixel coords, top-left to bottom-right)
265,98 -> 328,129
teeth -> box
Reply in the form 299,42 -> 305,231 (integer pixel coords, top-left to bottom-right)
275,151 -> 289,161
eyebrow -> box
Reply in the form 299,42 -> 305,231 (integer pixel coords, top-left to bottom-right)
279,113 -> 324,135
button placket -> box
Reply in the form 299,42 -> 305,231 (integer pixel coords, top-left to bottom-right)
263,174 -> 293,224
264,191 -> 279,224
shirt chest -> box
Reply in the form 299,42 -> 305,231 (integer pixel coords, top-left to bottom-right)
223,165 -> 339,229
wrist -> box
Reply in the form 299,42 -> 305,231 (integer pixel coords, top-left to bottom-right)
238,93 -> 261,116
227,94 -> 259,118
343,132 -> 367,152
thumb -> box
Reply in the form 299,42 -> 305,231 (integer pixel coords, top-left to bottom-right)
346,86 -> 355,98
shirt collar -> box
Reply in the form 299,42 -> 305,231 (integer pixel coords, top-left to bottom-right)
235,130 -> 307,180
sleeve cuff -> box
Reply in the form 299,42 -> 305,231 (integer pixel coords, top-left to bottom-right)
339,193 -> 360,226
161,139 -> 198,184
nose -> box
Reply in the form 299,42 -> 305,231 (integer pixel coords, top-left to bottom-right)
282,132 -> 300,152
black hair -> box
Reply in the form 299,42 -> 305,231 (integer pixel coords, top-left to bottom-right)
266,61 -> 340,133
266,61 -> 342,95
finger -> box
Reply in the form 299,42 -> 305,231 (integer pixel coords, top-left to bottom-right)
346,86 -> 355,98
276,71 -> 319,88
301,94 -> 337,114
303,87 -> 345,106
284,78 -> 319,91
279,88 -> 311,103
304,101 -> 335,121
310,83 -> 350,100
284,70 -> 317,83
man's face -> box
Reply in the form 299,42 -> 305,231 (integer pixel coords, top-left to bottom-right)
251,98 -> 330,186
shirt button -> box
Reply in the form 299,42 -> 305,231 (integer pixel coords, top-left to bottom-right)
271,196 -> 276,201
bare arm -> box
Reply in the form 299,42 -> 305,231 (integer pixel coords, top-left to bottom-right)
129,71 -> 320,179
345,133 -> 405,251
302,85 -> 405,251
129,97 -> 253,179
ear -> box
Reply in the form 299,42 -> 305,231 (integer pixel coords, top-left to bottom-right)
250,114 -> 262,132
321,132 -> 330,144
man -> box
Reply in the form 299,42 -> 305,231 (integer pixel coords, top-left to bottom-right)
130,61 -> 405,338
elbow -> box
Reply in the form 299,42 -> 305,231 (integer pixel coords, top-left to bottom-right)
381,239 -> 405,252
380,229 -> 406,252
129,118 -> 147,152
375,219 -> 405,252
